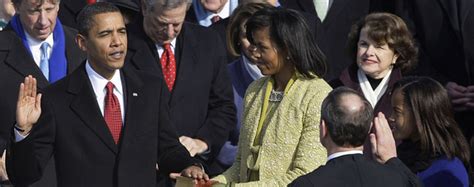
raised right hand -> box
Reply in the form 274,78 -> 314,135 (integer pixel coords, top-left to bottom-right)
16,75 -> 42,135
370,112 -> 397,164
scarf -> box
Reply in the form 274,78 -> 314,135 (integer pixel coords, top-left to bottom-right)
357,68 -> 392,107
10,15 -> 68,83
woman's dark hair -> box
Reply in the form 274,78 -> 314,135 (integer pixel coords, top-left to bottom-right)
245,7 -> 326,78
226,2 -> 273,57
347,13 -> 418,73
392,76 -> 471,169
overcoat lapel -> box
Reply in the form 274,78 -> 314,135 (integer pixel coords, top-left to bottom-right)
68,65 -> 118,154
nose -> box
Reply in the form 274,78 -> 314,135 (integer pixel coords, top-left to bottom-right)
364,45 -> 375,56
249,45 -> 261,59
111,32 -> 123,47
167,24 -> 175,39
37,10 -> 49,27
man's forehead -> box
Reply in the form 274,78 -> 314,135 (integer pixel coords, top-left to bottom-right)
20,0 -> 58,7
155,14 -> 185,24
92,12 -> 125,28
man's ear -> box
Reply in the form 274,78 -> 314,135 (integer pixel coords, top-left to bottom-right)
321,120 -> 328,138
76,34 -> 87,52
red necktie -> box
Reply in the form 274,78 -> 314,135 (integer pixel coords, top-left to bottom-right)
211,15 -> 221,24
87,0 -> 96,4
160,43 -> 176,91
104,82 -> 122,144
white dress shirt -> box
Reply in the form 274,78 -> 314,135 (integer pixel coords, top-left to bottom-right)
327,150 -> 363,162
15,62 -> 125,142
155,38 -> 177,59
193,0 -> 238,27
85,61 -> 125,122
25,31 -> 54,67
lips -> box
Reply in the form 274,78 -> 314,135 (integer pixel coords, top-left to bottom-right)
109,50 -> 125,59
362,58 -> 378,64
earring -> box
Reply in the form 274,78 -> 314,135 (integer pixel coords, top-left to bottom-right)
286,56 -> 290,60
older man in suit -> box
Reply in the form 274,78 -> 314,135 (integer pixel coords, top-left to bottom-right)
126,0 -> 236,177
0,0 -> 85,185
7,3 -> 207,186
289,87 -> 421,187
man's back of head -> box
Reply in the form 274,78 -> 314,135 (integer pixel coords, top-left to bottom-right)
289,87 -> 420,187
320,87 -> 373,150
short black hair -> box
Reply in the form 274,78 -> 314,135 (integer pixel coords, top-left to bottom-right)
246,7 -> 326,78
76,2 -> 121,37
321,87 -> 373,147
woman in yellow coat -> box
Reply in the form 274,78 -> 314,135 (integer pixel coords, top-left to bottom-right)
213,7 -> 331,186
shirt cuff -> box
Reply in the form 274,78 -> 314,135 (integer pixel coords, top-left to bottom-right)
14,127 -> 28,142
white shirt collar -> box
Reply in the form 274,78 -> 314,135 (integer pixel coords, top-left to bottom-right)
155,38 -> 177,58
327,150 -> 363,162
85,61 -> 123,97
194,0 -> 238,27
25,30 -> 54,50
85,61 -> 125,122
25,31 -> 54,66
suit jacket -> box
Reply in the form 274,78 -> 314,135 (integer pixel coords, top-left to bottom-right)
213,75 -> 331,186
289,154 -> 422,187
126,20 -> 236,176
58,0 -> 87,29
0,24 -> 85,152
282,0 -> 390,81
7,64 -> 196,186
0,25 -> 85,187
395,0 -> 474,86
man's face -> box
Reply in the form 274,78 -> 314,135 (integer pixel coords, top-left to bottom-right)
77,12 -> 127,79
16,0 -> 59,41
142,3 -> 187,44
199,0 -> 227,13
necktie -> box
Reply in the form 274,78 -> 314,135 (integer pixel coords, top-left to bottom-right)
87,0 -> 96,4
40,42 -> 50,81
314,0 -> 329,21
211,15 -> 221,24
104,82 -> 122,144
160,43 -> 176,91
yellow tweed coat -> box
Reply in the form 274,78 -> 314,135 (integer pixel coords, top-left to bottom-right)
213,75 -> 331,186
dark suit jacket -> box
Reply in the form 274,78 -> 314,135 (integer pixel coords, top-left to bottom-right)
58,0 -> 87,29
289,154 -> 422,187
126,20 -> 236,176
0,25 -> 85,187
282,0 -> 390,81
7,64 -> 196,186
395,0 -> 474,86
0,24 -> 85,152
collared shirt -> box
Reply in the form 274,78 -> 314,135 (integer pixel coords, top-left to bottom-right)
155,38 -> 177,59
193,0 -> 238,27
85,61 -> 125,122
25,31 -> 54,67
327,150 -> 363,162
15,61 -> 125,142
